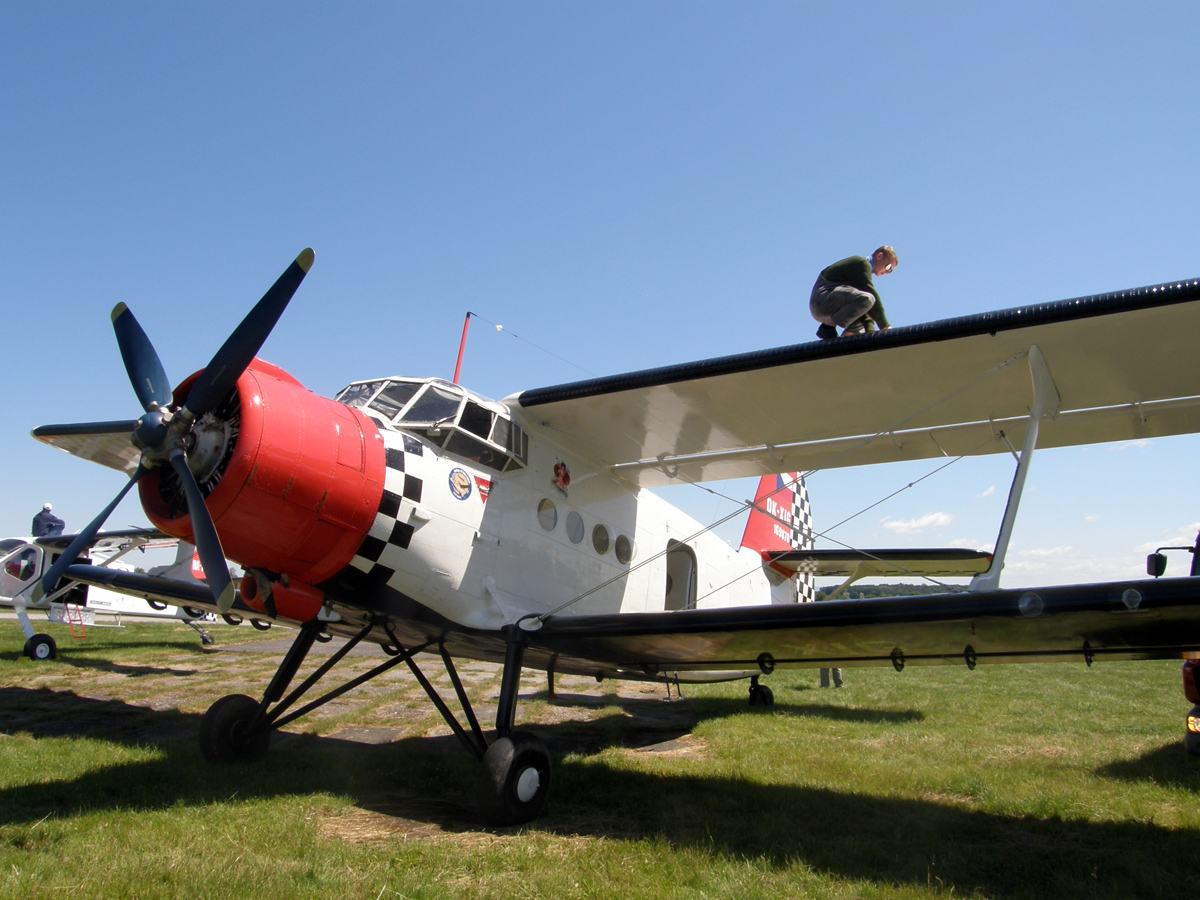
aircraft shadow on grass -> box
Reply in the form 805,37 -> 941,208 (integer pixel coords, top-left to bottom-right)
1096,742 -> 1200,793
0,687 -> 1196,897
0,650 -> 200,678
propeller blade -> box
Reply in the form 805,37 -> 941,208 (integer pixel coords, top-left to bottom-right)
111,303 -> 172,412
168,451 -> 235,613
184,248 -> 314,418
36,465 -> 145,602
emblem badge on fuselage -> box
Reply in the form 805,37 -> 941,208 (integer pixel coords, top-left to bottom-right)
448,467 -> 473,501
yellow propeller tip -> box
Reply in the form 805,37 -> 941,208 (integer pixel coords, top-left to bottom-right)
296,248 -> 315,273
110,302 -> 129,323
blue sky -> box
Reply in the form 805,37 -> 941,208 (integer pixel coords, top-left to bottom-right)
2,3 -> 1198,587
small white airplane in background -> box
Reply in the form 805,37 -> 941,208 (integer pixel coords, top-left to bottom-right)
29,249 -> 1200,824
1,530 -> 268,660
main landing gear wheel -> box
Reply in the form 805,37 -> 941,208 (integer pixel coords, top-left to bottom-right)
477,732 -> 552,826
199,694 -> 270,763
250,619 -> 272,631
23,634 -> 57,661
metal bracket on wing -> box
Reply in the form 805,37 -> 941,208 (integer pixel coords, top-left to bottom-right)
823,561 -> 868,601
969,345 -> 1061,593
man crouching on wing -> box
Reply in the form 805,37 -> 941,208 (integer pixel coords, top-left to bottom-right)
810,246 -> 897,340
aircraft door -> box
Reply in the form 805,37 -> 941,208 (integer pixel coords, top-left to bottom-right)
1,546 -> 41,599
664,540 -> 697,611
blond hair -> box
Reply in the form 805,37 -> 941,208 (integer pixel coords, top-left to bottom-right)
873,246 -> 898,265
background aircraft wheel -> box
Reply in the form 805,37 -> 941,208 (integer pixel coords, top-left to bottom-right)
148,600 -> 168,611
748,683 -> 774,707
182,606 -> 205,619
222,614 -> 243,626
477,731 -> 551,826
250,619 -> 272,631
199,694 -> 270,764
314,632 -> 332,643
23,634 -> 57,661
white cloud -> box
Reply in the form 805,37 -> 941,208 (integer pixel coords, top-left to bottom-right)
949,538 -> 992,550
1018,545 -> 1074,558
879,512 -> 955,535
1084,514 -> 1101,523
979,485 -> 995,498
1108,440 -> 1152,452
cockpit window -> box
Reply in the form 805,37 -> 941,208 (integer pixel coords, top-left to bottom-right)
336,379 -> 527,473
460,401 -> 493,439
401,384 -> 463,424
337,381 -> 382,410
369,381 -> 421,421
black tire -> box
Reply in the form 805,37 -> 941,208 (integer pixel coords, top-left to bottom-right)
748,684 -> 774,707
314,631 -> 332,643
181,606 -> 206,619
222,614 -> 244,626
477,732 -> 552,826
250,619 -> 272,632
199,694 -> 270,763
24,634 -> 57,661
147,600 -> 168,611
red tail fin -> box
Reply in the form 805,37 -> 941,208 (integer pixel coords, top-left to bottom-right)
740,473 -> 813,554
741,473 -> 816,601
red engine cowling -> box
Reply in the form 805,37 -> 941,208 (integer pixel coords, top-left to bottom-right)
139,359 -> 385,618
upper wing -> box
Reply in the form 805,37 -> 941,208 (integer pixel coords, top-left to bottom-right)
514,278 -> 1200,486
31,420 -> 141,475
35,526 -> 170,553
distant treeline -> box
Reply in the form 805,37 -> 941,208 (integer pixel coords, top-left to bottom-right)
814,582 -> 964,601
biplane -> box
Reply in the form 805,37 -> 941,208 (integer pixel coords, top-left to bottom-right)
31,250 -> 1200,823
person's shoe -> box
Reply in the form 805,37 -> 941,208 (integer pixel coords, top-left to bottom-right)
816,324 -> 838,341
840,323 -> 866,337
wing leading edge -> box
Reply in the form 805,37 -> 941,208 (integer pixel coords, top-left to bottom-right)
515,278 -> 1200,486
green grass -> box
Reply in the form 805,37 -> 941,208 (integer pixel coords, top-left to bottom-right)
0,622 -> 1198,898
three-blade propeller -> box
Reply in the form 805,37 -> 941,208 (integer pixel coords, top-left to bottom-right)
36,249 -> 314,613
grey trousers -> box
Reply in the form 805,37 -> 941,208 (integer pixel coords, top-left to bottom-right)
819,667 -> 843,688
810,277 -> 875,328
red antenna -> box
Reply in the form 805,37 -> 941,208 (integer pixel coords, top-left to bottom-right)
452,312 -> 473,384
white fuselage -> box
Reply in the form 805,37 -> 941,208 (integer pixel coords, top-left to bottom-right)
346,382 -> 797,632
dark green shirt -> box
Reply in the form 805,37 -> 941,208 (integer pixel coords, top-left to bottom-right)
818,256 -> 890,328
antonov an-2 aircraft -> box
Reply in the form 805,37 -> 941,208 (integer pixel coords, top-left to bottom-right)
30,249 -> 1200,824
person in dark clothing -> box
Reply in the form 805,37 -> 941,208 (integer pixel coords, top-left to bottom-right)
32,503 -> 65,537
810,246 -> 897,340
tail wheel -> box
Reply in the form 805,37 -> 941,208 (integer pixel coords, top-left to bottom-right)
24,634 -> 57,661
199,694 -> 270,763
748,683 -> 774,707
477,732 -> 552,826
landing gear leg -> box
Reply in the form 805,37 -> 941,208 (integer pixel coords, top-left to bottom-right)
478,625 -> 551,825
184,619 -> 214,646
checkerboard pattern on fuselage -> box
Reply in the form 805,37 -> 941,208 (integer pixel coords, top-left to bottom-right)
349,434 -> 426,584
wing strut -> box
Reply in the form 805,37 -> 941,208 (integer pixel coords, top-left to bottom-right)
969,345 -> 1060,592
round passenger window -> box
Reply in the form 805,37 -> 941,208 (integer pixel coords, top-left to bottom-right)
592,524 -> 611,555
615,534 -> 636,565
537,498 -> 557,531
566,511 -> 584,544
